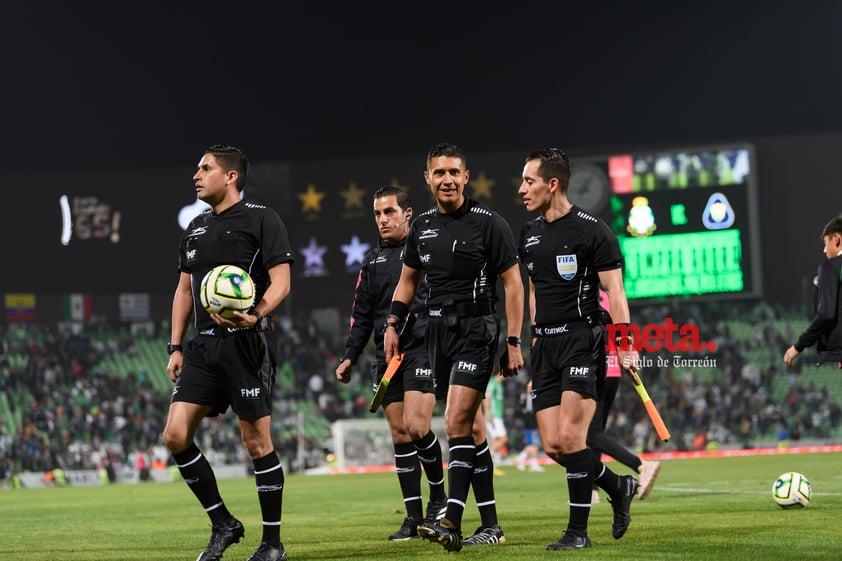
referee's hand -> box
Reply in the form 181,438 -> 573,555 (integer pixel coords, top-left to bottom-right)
336,359 -> 353,384
619,348 -> 640,375
783,345 -> 800,367
212,310 -> 255,329
500,346 -> 523,377
384,327 -> 399,363
166,353 -> 183,383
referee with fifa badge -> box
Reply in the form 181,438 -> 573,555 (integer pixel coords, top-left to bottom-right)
518,148 -> 640,551
163,145 -> 294,561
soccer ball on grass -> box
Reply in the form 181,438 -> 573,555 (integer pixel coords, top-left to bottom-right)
772,471 -> 811,508
199,265 -> 255,319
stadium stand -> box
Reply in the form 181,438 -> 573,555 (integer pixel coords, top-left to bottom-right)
1,301 -> 840,484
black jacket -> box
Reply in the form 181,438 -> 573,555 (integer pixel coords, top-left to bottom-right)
341,238 -> 427,366
795,254 -> 842,364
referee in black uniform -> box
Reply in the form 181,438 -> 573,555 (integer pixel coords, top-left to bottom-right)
385,143 -> 525,552
335,186 -> 448,539
163,145 -> 294,561
518,148 -> 640,551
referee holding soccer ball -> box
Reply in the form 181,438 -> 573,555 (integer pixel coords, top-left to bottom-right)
163,145 -> 294,561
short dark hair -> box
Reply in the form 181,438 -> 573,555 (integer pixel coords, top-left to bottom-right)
373,185 -> 413,212
526,148 -> 571,192
426,142 -> 467,168
205,144 -> 248,191
821,213 -> 842,239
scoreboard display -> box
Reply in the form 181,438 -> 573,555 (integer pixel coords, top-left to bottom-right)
569,144 -> 761,301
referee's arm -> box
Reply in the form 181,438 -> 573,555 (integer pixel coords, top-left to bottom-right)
257,262 -> 291,317
167,272 -> 193,382
384,264 -> 422,363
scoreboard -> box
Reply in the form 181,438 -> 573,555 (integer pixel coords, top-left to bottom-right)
569,143 -> 761,301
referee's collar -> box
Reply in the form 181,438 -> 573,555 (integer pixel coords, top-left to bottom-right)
377,237 -> 406,249
438,196 -> 475,218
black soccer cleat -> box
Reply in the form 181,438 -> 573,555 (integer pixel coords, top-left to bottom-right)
609,475 -> 639,539
245,542 -> 287,561
463,524 -> 506,546
388,516 -> 420,541
417,518 -> 463,552
196,517 -> 244,561
424,497 -> 448,524
546,531 -> 592,550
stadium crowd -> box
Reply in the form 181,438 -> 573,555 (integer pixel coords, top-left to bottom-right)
1,300 -> 840,487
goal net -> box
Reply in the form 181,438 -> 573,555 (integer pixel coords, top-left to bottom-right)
330,416 -> 447,468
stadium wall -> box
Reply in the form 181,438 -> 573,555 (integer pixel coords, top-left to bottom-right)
1,133 -> 839,322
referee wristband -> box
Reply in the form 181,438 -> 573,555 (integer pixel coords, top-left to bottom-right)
389,301 -> 410,325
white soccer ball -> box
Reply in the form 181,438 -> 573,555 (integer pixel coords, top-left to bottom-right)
199,265 -> 256,319
772,471 -> 812,508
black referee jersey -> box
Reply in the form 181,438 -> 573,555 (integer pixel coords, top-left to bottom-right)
519,205 -> 622,326
341,238 -> 428,366
403,196 -> 520,308
179,200 -> 294,331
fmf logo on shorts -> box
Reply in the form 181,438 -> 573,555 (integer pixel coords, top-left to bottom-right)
457,361 -> 478,373
606,318 -> 716,353
241,387 -> 261,399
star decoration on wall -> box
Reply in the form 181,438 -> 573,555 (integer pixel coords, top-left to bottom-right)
299,236 -> 328,277
510,176 -> 525,205
298,183 -> 326,213
389,178 -> 412,192
340,234 -> 371,272
470,171 -> 496,200
340,181 -> 366,209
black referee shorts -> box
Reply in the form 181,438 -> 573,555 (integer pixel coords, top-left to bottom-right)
529,326 -> 607,412
373,350 -> 436,407
427,313 -> 499,395
172,331 -> 277,418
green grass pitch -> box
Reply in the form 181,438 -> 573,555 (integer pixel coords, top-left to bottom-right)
4,451 -> 840,560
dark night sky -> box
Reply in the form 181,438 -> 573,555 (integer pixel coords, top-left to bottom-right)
2,2 -> 839,174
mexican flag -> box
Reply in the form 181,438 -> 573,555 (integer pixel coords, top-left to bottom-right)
63,293 -> 91,322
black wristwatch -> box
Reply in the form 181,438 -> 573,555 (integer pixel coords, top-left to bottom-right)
167,343 -> 183,355
250,310 -> 263,323
507,336 -> 521,346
